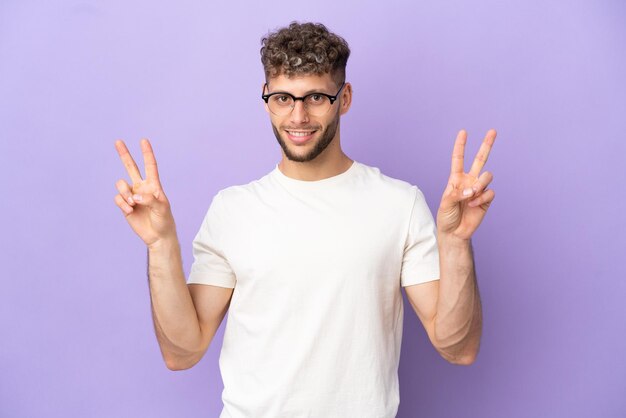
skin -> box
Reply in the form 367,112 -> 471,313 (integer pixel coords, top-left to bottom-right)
437,129 -> 497,240
114,140 -> 232,370
263,73 -> 354,181
113,71 -> 497,368
268,84 -> 340,163
407,129 -> 496,365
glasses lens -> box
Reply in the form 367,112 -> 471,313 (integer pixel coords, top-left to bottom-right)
268,95 -> 294,116
267,94 -> 332,116
304,94 -> 331,116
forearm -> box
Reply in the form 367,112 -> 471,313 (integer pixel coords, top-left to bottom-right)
147,236 -> 203,368
433,233 -> 483,364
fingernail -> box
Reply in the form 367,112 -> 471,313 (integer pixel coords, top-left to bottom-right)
127,196 -> 134,205
463,188 -> 473,197
133,194 -> 142,202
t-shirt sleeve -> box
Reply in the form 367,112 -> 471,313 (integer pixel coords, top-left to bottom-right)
400,186 -> 440,287
187,191 -> 237,288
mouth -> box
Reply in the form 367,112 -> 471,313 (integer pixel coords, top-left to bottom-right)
285,130 -> 317,144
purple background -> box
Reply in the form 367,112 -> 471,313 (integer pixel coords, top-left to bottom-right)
1,1 -> 625,417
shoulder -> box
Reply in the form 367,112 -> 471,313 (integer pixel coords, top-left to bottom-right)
214,170 -> 274,206
356,161 -> 422,202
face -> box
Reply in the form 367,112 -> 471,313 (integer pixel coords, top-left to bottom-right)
263,73 -> 351,163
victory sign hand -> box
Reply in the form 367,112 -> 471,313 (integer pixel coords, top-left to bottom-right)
436,129 -> 497,241
113,139 -> 176,247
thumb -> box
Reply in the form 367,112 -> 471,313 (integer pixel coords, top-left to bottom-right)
131,191 -> 159,207
441,182 -> 474,208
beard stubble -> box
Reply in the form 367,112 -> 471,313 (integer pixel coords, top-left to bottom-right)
271,108 -> 341,163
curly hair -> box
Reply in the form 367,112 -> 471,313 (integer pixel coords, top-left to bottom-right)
260,22 -> 351,87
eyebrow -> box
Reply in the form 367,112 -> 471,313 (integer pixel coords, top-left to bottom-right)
267,86 -> 332,95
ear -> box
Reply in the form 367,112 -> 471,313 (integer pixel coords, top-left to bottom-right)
339,82 -> 352,116
261,82 -> 270,113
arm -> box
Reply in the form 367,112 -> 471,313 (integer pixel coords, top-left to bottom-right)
404,235 -> 482,365
433,234 -> 482,364
114,138 -> 232,371
406,129 -> 496,366
147,237 -> 233,371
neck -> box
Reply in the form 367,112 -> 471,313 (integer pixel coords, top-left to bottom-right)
278,152 -> 353,181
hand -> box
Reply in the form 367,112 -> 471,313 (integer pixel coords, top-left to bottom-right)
113,138 -> 176,247
436,129 -> 497,241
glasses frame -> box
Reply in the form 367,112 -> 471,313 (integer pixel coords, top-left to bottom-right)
261,82 -> 346,116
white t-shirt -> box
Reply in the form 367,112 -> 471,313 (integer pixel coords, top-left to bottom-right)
187,160 -> 440,418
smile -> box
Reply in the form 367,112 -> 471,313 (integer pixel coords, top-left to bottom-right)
286,130 -> 316,136
286,130 -> 317,144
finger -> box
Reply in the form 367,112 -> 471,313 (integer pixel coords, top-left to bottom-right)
450,129 -> 467,175
114,194 -> 134,215
115,179 -> 136,206
140,138 -> 162,188
471,171 -> 494,194
115,140 -> 143,184
443,181 -> 476,205
130,190 -> 162,208
468,129 -> 497,178
468,189 -> 496,208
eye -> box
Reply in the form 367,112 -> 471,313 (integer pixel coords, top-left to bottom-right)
305,94 -> 327,105
271,94 -> 292,106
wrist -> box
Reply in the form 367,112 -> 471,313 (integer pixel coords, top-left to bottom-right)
437,231 -> 471,249
148,233 -> 179,252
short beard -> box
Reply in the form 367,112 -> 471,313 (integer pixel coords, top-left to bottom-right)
272,109 -> 340,163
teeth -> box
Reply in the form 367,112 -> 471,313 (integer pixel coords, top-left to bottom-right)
288,131 -> 314,137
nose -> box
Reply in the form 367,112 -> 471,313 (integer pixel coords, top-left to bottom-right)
290,99 -> 310,124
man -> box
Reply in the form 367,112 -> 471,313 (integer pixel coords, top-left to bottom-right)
113,21 -> 496,418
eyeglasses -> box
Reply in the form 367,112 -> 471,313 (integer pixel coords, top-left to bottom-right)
261,82 -> 346,116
